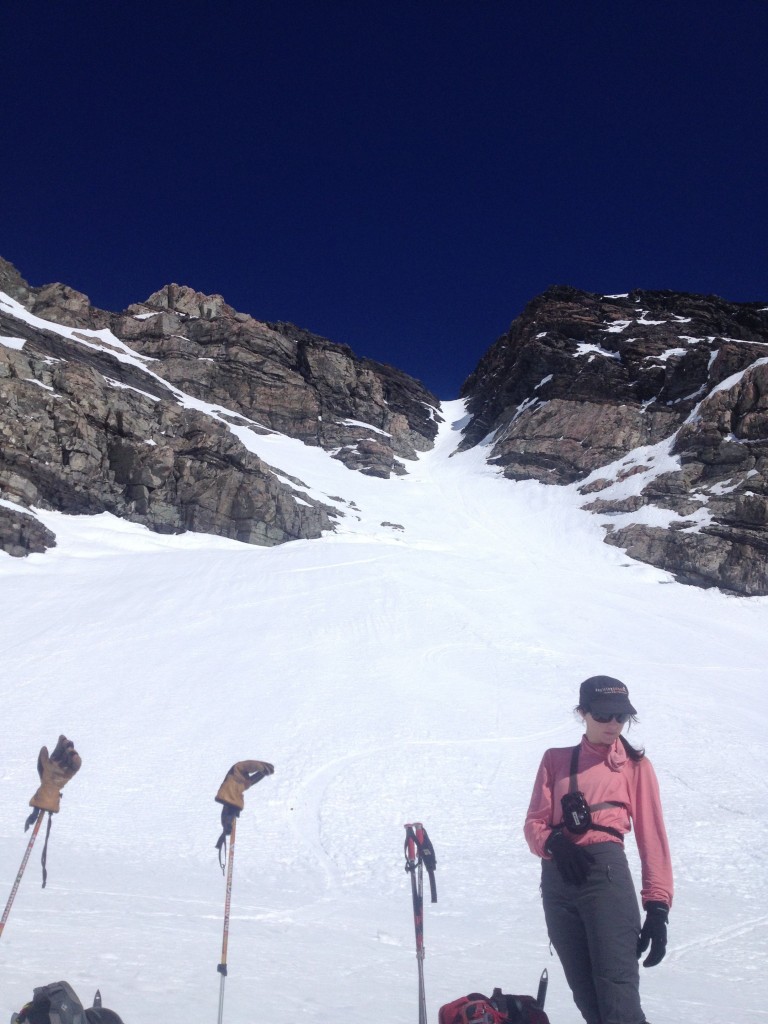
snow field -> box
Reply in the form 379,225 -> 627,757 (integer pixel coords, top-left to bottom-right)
0,402 -> 766,1022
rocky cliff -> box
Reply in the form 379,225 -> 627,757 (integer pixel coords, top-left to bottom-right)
0,258 -> 439,557
3,259 -> 768,596
460,286 -> 768,595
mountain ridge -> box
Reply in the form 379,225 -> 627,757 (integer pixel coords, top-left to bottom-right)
459,285 -> 768,594
2,257 -> 767,594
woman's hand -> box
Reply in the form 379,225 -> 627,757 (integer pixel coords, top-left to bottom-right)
637,901 -> 669,966
545,831 -> 595,885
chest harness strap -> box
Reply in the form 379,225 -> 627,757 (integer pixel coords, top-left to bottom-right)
554,745 -> 625,841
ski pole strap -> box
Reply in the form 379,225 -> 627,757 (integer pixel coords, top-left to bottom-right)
19,809 -> 55,888
404,823 -> 437,903
216,804 -> 240,872
40,812 -> 53,889
419,827 -> 437,904
216,833 -> 227,872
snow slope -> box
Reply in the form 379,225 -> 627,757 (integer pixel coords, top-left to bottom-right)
1,401 -> 766,1023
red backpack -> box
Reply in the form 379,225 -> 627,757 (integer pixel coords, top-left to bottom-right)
439,983 -> 550,1024
438,994 -> 507,1024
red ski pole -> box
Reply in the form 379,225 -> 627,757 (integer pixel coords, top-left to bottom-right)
0,812 -> 44,940
405,822 -> 438,1024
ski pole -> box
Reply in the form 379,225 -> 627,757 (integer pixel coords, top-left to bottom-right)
217,815 -> 236,1024
213,758 -> 273,1024
536,968 -> 548,1009
404,824 -> 426,1024
404,822 -> 437,1024
0,811 -> 44,940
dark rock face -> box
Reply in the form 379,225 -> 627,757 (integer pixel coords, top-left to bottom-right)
0,324 -> 335,549
116,286 -> 439,475
601,357 -> 768,594
0,504 -> 56,556
4,255 -> 768,596
460,286 -> 768,594
0,258 -> 437,555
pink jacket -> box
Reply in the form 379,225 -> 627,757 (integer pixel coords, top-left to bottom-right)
524,737 -> 673,907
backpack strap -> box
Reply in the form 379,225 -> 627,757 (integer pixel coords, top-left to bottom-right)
568,744 -> 580,792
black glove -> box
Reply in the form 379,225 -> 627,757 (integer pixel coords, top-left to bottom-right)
637,900 -> 669,967
545,830 -> 595,886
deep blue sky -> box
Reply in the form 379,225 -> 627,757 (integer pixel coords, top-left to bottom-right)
4,2 -> 767,397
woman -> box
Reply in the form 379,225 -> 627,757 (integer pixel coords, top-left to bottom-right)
524,676 -> 672,1024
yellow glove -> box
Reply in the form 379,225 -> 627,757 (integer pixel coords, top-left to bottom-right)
215,759 -> 274,810
29,735 -> 82,814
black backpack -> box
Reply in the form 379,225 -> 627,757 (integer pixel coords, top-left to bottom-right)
13,983 -> 124,1024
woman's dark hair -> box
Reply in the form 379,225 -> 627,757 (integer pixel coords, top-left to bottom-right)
575,705 -> 646,761
618,733 -> 645,762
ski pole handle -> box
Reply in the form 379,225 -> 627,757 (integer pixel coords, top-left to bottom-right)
404,822 -> 437,903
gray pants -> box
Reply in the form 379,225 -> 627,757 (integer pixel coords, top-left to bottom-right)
541,841 -> 644,1024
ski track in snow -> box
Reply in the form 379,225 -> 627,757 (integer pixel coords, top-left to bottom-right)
0,400 -> 766,1022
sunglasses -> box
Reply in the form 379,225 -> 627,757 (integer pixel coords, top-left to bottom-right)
590,711 -> 631,724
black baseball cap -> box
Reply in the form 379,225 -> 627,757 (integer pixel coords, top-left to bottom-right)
579,675 -> 637,716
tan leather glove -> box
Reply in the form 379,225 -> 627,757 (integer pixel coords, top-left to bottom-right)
215,759 -> 274,810
29,735 -> 82,813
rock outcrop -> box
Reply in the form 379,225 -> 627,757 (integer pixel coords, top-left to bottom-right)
460,286 -> 768,594
0,503 -> 57,556
115,286 -> 439,477
0,315 -> 335,551
4,256 -> 768,596
0,258 -> 438,555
